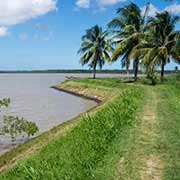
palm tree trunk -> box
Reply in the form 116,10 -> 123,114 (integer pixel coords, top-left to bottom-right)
134,58 -> 139,81
146,65 -> 151,79
126,63 -> 129,79
161,62 -> 165,83
93,66 -> 96,79
126,69 -> 129,78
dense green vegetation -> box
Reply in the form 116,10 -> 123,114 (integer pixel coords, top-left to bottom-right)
0,69 -> 176,74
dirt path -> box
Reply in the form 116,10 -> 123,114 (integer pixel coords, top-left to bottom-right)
116,87 -> 164,180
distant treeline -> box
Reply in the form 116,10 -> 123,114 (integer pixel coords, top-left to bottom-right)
0,69 -> 176,74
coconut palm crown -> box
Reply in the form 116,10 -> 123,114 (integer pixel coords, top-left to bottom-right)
138,11 -> 180,82
78,25 -> 113,79
108,3 -> 149,79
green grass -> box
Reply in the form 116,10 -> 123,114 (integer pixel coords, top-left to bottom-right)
63,77 -> 124,91
1,77 -> 180,179
0,80 -> 144,179
155,82 -> 180,180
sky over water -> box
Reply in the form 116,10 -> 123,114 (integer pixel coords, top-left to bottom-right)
0,0 -> 179,70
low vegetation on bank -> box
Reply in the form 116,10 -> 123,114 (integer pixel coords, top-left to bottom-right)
0,99 -> 39,141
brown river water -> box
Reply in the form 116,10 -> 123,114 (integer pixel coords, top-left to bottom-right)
0,73 -> 122,155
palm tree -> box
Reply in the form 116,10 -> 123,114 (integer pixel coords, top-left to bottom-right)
137,11 -> 180,82
78,25 -> 113,79
108,3 -> 149,80
171,33 -> 180,62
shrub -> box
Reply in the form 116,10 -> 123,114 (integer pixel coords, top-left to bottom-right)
0,98 -> 10,107
1,116 -> 39,141
0,99 -> 39,141
151,72 -> 159,85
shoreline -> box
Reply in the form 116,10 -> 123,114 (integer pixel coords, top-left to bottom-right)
51,86 -> 102,103
0,81 -> 105,173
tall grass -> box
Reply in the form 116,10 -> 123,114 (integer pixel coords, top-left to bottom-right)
0,87 -> 143,179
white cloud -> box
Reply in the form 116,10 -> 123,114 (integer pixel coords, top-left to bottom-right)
77,1 -> 180,16
165,3 -> 180,14
98,0 -> 126,5
0,0 -> 57,26
0,0 -> 57,38
0,27 -> 8,37
76,0 -> 90,8
141,3 -> 180,18
76,0 -> 125,8
19,33 -> 28,41
141,3 -> 159,17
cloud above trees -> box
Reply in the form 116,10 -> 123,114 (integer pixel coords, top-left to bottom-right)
0,0 -> 57,37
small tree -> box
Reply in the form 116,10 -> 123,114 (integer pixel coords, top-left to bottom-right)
0,98 -> 10,107
0,98 -> 39,141
2,116 -> 39,141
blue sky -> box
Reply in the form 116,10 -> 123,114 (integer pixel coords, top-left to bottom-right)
0,0 -> 179,70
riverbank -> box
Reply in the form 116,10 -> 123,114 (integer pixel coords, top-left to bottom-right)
0,77 -> 180,179
0,78 -> 117,173
0,78 -> 144,178
0,73 -> 100,157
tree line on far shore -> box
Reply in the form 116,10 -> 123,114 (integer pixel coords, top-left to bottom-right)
78,3 -> 180,82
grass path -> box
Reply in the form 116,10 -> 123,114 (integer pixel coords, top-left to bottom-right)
138,87 -> 163,180
116,87 -> 164,180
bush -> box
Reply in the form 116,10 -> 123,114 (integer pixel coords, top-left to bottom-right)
0,98 -> 10,107
0,99 -> 39,141
151,72 -> 159,85
1,116 -> 39,141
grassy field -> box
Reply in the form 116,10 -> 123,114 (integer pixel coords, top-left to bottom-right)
0,77 -> 180,179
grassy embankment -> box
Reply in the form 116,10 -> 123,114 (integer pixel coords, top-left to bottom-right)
0,77 -> 180,179
0,78 -> 144,179
0,78 -> 115,172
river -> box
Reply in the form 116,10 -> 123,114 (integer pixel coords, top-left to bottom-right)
0,73 -> 121,155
